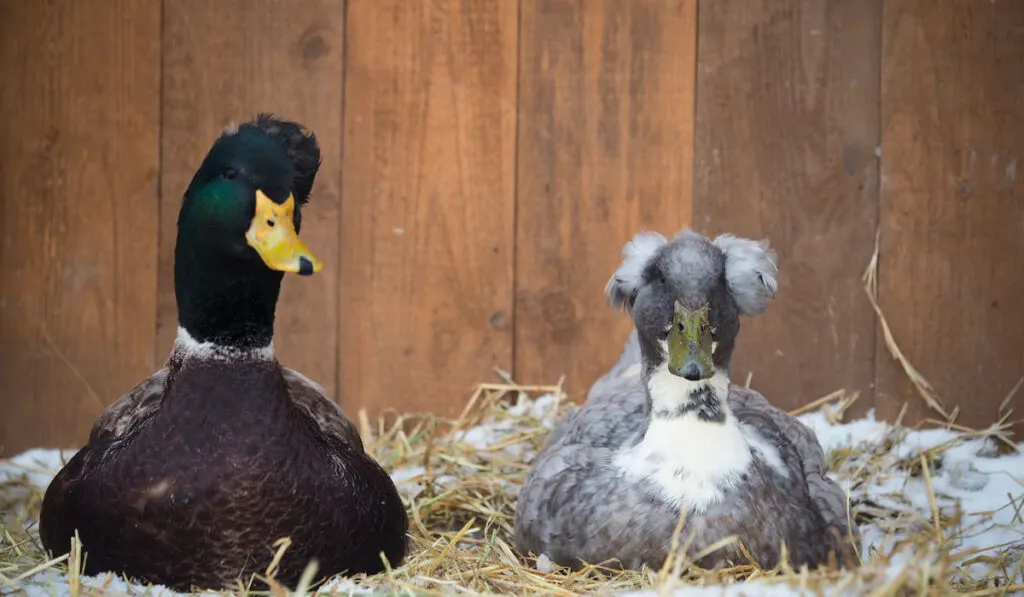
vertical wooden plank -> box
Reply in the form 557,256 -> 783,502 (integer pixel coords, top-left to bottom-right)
515,0 -> 696,400
160,0 -> 344,399
693,1 -> 881,414
876,1 -> 1024,429
339,1 -> 518,416
0,1 -> 161,454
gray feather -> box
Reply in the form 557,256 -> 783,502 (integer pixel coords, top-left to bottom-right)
586,329 -> 642,401
605,231 -> 668,314
515,228 -> 856,573
514,377 -> 859,571
729,386 -> 857,542
711,233 -> 779,316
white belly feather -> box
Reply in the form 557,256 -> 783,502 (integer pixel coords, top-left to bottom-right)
613,366 -> 787,513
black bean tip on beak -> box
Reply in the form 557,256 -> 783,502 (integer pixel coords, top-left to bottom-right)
682,362 -> 703,381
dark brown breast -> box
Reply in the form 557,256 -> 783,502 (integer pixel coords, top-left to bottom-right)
39,359 -> 408,592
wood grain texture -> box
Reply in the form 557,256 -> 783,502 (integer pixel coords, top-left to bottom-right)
515,0 -> 696,400
876,1 -> 1024,429
339,0 -> 517,416
693,1 -> 881,414
159,0 -> 344,399
0,1 -> 161,454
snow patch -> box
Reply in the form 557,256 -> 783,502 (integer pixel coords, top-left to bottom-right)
3,391 -> 1022,596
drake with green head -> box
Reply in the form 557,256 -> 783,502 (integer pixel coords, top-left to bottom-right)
39,114 -> 409,592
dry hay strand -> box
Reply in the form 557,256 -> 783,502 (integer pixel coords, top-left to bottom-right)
3,234 -> 1024,595
862,228 -> 1022,454
2,230 -> 1024,593
2,375 -> 1023,597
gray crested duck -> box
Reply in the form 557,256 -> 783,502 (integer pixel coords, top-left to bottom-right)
514,228 -> 859,572
39,115 -> 408,591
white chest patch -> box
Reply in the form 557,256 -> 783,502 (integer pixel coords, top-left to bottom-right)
645,362 -> 730,415
613,365 -> 786,513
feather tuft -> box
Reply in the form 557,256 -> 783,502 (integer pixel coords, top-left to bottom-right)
712,233 -> 780,316
605,230 -> 668,314
242,113 -> 322,205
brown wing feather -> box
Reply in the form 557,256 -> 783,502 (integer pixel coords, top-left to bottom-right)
280,367 -> 364,452
90,366 -> 363,452
89,369 -> 168,444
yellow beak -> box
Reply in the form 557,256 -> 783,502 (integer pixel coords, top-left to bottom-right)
245,190 -> 323,276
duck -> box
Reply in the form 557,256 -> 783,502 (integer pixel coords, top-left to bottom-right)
513,228 -> 859,573
38,114 -> 409,591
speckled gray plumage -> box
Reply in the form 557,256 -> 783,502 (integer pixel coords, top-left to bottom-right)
514,229 -> 859,572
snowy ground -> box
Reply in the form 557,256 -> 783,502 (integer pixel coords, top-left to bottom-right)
2,394 -> 1023,596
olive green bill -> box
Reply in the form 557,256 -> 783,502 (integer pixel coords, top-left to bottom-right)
666,301 -> 715,380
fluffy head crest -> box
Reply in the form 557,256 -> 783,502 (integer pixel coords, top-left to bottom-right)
711,233 -> 779,316
227,113 -> 322,205
605,228 -> 780,317
604,230 -> 668,314
247,114 -> 320,204
603,227 -> 779,374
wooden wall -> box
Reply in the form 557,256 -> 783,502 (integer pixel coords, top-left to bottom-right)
1,0 -> 1021,455
693,0 -> 1024,430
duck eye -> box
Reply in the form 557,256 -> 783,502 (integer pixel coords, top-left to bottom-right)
224,168 -> 238,180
